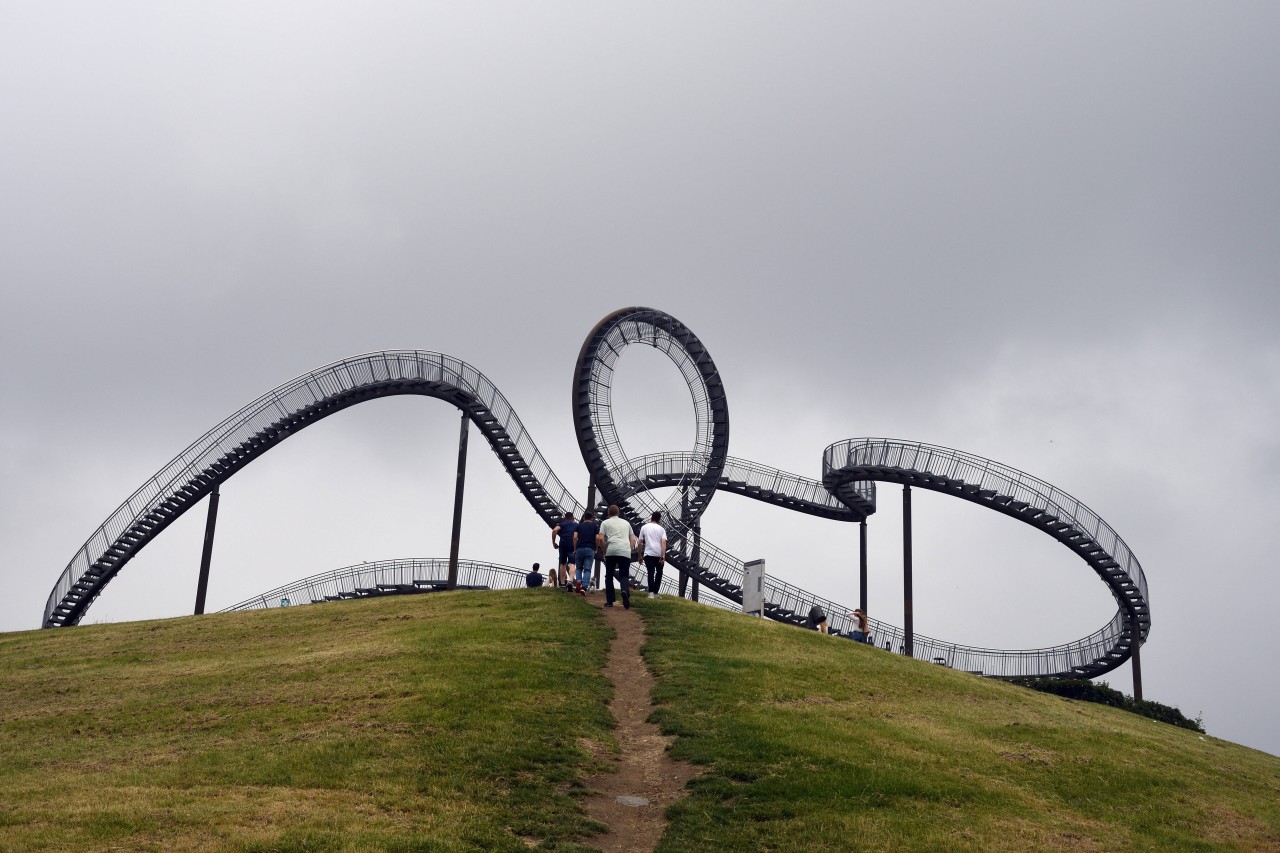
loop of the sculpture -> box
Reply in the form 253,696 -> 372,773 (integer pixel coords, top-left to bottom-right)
570,307 -> 730,530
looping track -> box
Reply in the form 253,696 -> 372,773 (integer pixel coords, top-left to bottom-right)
45,307 -> 1149,680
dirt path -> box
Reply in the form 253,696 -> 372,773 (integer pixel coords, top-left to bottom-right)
581,599 -> 699,853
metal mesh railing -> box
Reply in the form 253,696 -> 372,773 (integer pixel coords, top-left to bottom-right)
48,307 -> 1149,682
824,438 -> 1148,609
45,352 -> 583,626
575,309 -> 1147,679
615,451 -> 873,519
221,558 -> 532,610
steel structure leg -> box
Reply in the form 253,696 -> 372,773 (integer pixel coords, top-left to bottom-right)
678,487 -> 690,598
859,519 -> 868,614
194,484 -> 220,615
1131,626 -> 1143,702
691,522 -> 701,602
903,485 -> 913,657
587,480 -> 597,517
447,412 -> 469,591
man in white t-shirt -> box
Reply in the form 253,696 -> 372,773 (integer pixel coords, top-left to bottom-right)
638,511 -> 667,599
599,504 -> 636,609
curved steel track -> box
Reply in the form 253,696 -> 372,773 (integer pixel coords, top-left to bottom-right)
45,308 -> 1149,680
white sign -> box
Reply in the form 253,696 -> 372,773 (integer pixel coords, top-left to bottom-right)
742,559 -> 765,616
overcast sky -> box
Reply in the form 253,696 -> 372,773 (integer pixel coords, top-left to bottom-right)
2,3 -> 1277,756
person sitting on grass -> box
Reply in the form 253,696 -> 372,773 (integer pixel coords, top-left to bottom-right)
850,608 -> 870,643
525,562 -> 544,588
807,603 -> 829,635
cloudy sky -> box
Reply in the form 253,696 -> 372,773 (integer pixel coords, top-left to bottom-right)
2,3 -> 1277,756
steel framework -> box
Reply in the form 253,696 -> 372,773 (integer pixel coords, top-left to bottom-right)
220,557 -> 741,614
44,307 -> 1149,681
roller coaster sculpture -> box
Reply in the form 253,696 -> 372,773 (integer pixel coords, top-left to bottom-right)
45,308 -> 1150,682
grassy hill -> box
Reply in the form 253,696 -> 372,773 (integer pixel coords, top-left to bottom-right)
1,592 -> 1276,852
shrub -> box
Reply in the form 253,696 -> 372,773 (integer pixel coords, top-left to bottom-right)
1009,677 -> 1205,733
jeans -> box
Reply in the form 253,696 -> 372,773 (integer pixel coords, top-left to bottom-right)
644,555 -> 664,593
604,555 -> 631,608
574,548 -> 595,588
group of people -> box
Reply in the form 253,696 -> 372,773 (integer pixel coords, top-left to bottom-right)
806,604 -> 874,644
527,510 -> 876,647
524,506 -> 669,610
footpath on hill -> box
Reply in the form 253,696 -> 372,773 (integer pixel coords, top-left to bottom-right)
580,595 -> 699,853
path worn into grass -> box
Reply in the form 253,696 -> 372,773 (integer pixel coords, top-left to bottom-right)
582,598 -> 699,853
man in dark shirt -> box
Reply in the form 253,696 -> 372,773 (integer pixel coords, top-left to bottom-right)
525,562 -> 544,588
573,512 -> 601,593
551,511 -> 578,589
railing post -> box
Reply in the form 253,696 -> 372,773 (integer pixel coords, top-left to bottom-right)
903,484 -> 913,658
447,411 -> 469,591
859,518 -> 868,614
194,484 -> 220,615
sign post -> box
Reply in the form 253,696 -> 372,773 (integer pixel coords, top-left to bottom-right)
742,559 -> 765,617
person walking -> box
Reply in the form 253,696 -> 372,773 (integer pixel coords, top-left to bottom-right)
573,511 -> 600,595
638,511 -> 667,599
599,505 -> 636,609
551,511 -> 578,589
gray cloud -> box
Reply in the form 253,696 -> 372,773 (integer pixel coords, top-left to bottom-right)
2,2 -> 1277,755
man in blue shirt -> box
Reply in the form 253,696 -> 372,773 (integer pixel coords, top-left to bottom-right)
552,511 -> 578,589
573,512 -> 601,594
525,563 -> 544,588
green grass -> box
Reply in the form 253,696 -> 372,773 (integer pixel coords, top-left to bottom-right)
0,591 -> 614,852
636,597 -> 1280,852
3,592 -> 1278,852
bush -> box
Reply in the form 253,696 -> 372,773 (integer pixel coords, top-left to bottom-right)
1009,678 -> 1205,733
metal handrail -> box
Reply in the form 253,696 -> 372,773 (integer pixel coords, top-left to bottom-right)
222,556 -> 741,614
613,451 -> 873,520
45,351 -> 584,627
574,308 -> 1148,679
47,308 -> 1150,683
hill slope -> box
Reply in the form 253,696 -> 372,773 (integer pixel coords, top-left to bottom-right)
1,591 -> 1276,852
642,597 -> 1280,851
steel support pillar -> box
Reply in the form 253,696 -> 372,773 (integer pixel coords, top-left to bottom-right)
194,484 -> 220,615
859,519 -> 868,614
691,522 -> 701,602
586,480 -> 597,516
1131,622 -> 1144,702
678,488 -> 690,598
903,485 -> 913,657
447,412 -> 469,591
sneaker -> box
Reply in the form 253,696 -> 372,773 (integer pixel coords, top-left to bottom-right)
604,603 -> 614,608
648,592 -> 657,599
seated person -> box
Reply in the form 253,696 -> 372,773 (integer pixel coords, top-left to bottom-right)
525,562 -> 544,588
850,608 -> 870,643
807,604 -> 829,635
